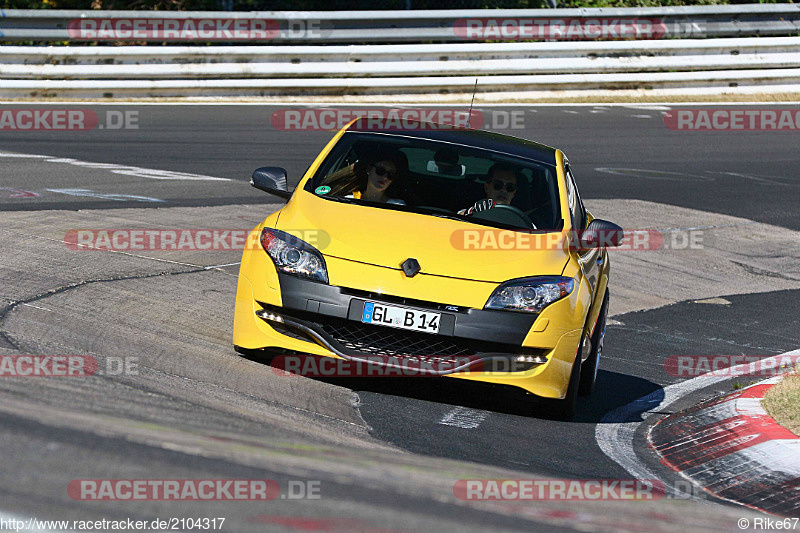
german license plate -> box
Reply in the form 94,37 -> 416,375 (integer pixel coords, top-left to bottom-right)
361,302 -> 440,334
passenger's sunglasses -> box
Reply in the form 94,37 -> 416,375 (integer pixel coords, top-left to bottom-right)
373,165 -> 397,180
491,180 -> 516,193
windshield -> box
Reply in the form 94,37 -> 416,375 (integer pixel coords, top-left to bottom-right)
305,132 -> 562,231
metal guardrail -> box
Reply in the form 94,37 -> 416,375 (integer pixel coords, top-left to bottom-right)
0,6 -> 798,97
3,68 -> 800,99
2,38 -> 799,79
1,5 -> 799,43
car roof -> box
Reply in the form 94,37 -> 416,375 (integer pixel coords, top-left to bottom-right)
344,119 -> 558,166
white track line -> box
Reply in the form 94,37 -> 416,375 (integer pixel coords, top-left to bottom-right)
0,150 -> 230,182
47,188 -> 165,203
595,348 -> 800,496
0,153 -> 49,158
438,406 -> 488,429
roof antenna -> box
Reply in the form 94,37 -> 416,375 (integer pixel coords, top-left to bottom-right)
467,78 -> 478,128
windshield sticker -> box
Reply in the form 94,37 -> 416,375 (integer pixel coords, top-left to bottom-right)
315,185 -> 331,195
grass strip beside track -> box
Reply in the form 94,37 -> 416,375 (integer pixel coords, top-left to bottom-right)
762,367 -> 800,437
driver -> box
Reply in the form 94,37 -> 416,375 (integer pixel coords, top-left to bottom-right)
459,163 -> 518,215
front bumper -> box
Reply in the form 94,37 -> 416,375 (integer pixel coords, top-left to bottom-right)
258,305 -> 546,376
257,273 -> 548,375
234,270 -> 584,398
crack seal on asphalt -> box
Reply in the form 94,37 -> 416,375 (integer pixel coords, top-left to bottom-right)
0,267 -> 370,433
731,261 -> 800,282
0,267 -> 207,352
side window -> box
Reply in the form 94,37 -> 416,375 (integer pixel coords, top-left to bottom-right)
565,163 -> 587,230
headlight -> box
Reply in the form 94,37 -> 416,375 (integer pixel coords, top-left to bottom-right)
485,276 -> 574,313
259,228 -> 328,283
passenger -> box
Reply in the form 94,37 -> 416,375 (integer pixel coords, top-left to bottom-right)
348,149 -> 408,205
460,163 -> 518,215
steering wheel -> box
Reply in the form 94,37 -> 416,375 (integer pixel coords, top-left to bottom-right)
470,204 -> 537,230
525,200 -> 552,219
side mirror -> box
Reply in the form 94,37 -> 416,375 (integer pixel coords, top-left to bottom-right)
575,219 -> 624,250
251,167 -> 292,200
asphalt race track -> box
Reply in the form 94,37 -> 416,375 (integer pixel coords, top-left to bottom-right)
1,103 -> 799,532
2,104 -> 798,229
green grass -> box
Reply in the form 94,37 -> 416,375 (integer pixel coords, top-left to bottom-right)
763,370 -> 800,437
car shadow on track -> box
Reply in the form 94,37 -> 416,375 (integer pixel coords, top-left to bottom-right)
313,370 -> 662,424
238,350 -> 662,424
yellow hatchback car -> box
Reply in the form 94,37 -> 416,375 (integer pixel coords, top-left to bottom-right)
233,119 -> 622,418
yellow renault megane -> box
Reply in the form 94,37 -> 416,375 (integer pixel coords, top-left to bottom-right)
233,119 -> 621,418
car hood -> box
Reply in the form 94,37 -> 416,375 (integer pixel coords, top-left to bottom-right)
275,194 -> 570,284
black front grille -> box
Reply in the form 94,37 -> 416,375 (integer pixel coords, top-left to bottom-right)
319,318 -> 476,357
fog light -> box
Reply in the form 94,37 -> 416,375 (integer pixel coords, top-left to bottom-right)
515,354 -> 547,364
256,310 -> 284,323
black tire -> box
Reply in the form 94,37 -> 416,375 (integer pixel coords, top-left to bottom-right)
579,290 -> 608,397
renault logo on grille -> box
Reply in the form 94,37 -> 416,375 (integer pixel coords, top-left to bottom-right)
401,258 -> 421,277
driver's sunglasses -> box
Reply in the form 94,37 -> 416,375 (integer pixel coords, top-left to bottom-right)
491,180 -> 516,193
373,165 -> 397,180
